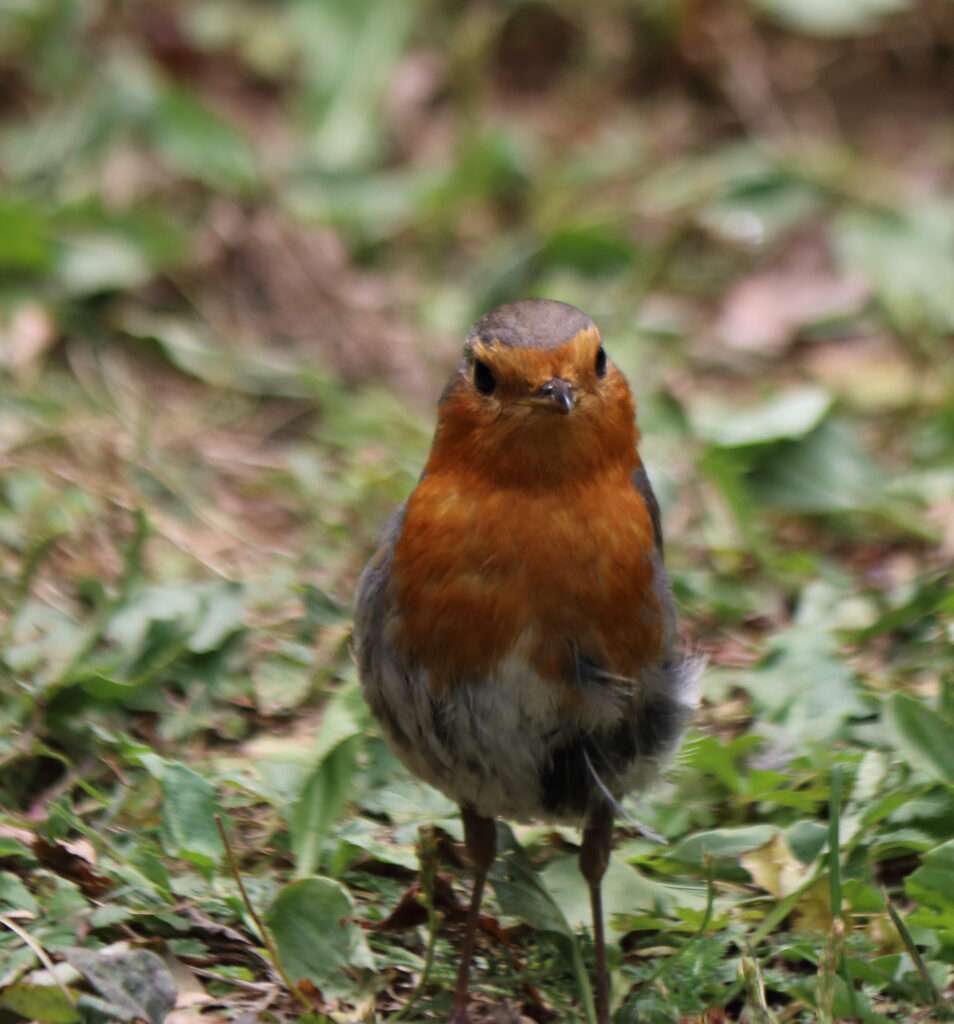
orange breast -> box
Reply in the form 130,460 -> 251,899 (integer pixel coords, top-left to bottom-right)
391,464 -> 662,696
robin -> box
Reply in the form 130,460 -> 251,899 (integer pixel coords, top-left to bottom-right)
354,299 -> 698,1024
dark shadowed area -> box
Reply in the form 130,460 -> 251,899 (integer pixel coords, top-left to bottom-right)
1,1 -> 953,1021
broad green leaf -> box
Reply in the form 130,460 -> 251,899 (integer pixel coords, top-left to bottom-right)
835,204 -> 954,336
311,680 -> 368,763
692,387 -> 832,448
157,762 -> 224,868
288,682 -> 368,874
294,0 -> 417,172
0,870 -> 39,913
0,982 -> 79,1024
265,876 -> 374,998
785,820 -> 828,865
152,86 -> 257,191
905,841 -> 954,945
0,199 -> 52,271
752,419 -> 884,515
541,854 -> 704,934
333,817 -> 418,870
188,582 -> 244,653
671,825 -> 779,865
738,582 -> 868,743
886,694 -> 954,784
253,654 -> 314,714
489,825 -> 572,939
56,233 -> 153,295
291,734 -> 360,878
536,224 -> 637,277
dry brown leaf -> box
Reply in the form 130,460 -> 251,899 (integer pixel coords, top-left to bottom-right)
32,836 -> 113,898
802,335 -> 919,410
740,833 -> 810,898
718,255 -> 868,355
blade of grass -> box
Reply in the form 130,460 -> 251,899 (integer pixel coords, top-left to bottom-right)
0,913 -> 77,1007
826,764 -> 859,1020
828,765 -> 842,919
883,890 -> 942,1008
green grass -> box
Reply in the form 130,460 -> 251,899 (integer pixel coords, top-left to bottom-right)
2,1 -> 954,1021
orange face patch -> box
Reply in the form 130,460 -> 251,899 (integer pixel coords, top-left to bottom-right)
428,329 -> 638,490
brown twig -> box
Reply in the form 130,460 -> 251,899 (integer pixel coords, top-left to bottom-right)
214,814 -> 312,1011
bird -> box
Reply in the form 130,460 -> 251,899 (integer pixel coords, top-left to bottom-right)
353,299 -> 698,1024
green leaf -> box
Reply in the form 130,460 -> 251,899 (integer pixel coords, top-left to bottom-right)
692,386 -> 832,448
253,653 -> 314,714
671,826 -> 779,865
536,224 -> 637,278
739,582 -> 868,743
0,199 -> 52,271
885,694 -> 954,784
294,0 -> 418,172
906,841 -> 954,946
541,854 -> 704,934
786,820 -> 828,865
187,582 -> 244,653
333,817 -> 418,870
56,233 -> 153,296
835,204 -> 954,336
265,876 -> 374,998
752,419 -> 885,515
157,761 -> 224,868
64,948 -> 176,1024
0,870 -> 40,913
0,982 -> 79,1024
152,86 -> 257,191
291,734 -> 360,878
489,826 -> 572,939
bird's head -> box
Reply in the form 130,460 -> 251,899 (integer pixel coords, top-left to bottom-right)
427,299 -> 639,486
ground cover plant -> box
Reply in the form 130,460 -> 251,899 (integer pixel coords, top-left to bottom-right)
1,1 -> 953,1021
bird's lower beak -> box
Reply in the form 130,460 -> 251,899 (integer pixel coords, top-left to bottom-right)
532,378 -> 576,414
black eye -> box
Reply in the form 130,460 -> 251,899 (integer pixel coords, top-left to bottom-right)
595,346 -> 607,378
473,359 -> 496,395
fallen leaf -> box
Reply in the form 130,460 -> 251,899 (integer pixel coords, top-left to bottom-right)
802,335 -> 919,410
32,838 -> 113,899
717,251 -> 868,355
374,874 -> 465,931
740,833 -> 812,898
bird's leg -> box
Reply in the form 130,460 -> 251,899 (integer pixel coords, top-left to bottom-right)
451,804 -> 497,1024
580,801 -> 614,1024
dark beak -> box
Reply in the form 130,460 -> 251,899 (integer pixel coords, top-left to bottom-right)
534,378 -> 576,414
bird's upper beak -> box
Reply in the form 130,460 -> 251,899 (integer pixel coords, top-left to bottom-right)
531,378 -> 576,414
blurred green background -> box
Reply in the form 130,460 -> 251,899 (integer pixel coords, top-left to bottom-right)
1,1 -> 953,1021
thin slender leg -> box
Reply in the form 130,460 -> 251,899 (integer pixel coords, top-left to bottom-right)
580,802 -> 614,1024
451,804 -> 497,1024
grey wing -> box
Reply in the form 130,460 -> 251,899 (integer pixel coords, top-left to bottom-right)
353,503 -> 405,680
632,463 -> 663,555
352,505 -> 457,790
353,504 -> 416,746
